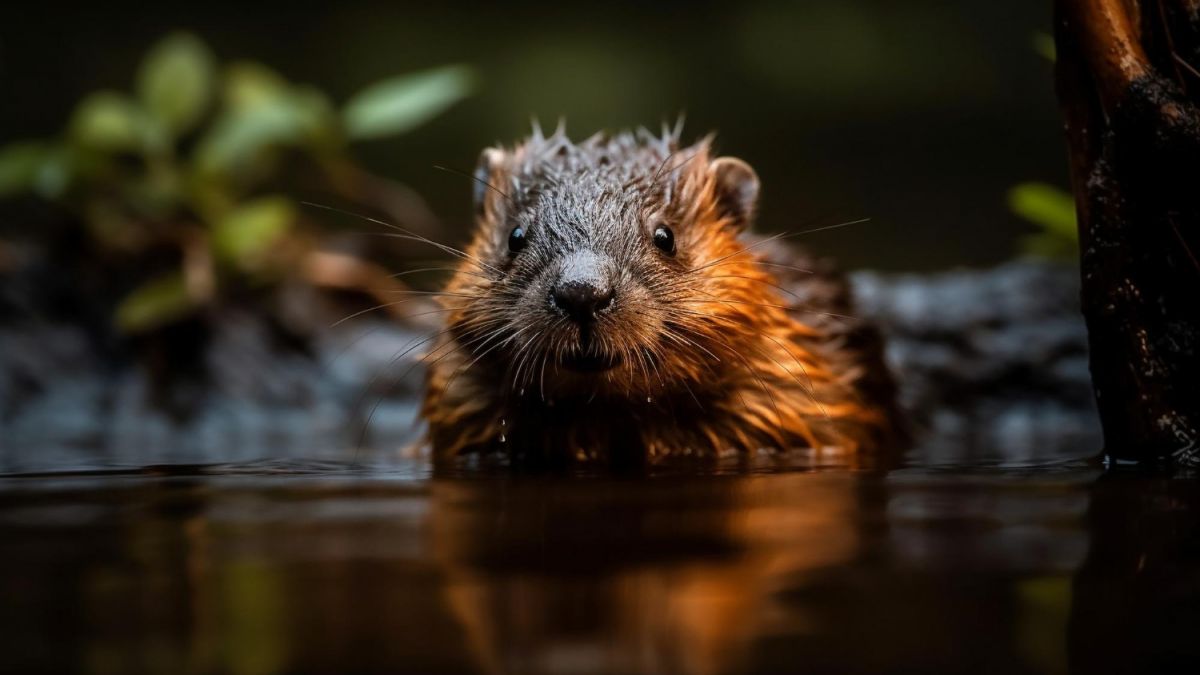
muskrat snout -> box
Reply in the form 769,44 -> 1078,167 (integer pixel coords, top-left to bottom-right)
548,250 -> 615,324
551,280 -> 613,323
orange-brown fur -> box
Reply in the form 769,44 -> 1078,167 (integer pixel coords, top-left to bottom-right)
422,127 -> 897,464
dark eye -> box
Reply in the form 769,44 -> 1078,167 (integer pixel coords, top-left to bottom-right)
653,225 -> 675,255
508,226 -> 527,253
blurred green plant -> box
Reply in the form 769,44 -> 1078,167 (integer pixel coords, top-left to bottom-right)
1032,31 -> 1057,63
1009,182 -> 1078,260
1009,33 -> 1076,262
0,32 -> 474,332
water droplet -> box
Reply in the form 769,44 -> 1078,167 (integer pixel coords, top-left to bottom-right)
647,396 -> 653,403
519,388 -> 525,397
499,433 -> 506,443
500,418 -> 506,427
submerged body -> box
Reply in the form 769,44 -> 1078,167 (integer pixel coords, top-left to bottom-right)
422,127 -> 898,464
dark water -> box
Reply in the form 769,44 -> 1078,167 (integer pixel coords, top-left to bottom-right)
1,457 -> 1197,675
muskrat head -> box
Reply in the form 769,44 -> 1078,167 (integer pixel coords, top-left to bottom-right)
444,126 -> 765,401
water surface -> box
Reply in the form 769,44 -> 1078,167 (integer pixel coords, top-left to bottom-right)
1,457 -> 1197,674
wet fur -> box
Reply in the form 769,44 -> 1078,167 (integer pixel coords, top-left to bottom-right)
422,125 -> 897,464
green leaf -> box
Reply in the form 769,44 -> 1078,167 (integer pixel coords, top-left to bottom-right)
70,91 -> 158,153
1033,32 -> 1057,63
194,89 -> 332,173
196,61 -> 335,173
0,142 -> 78,200
115,271 -> 196,333
137,32 -> 216,136
31,146 -> 75,199
212,195 -> 295,263
223,61 -> 290,111
342,64 -> 475,140
0,142 -> 49,197
1008,182 -> 1077,239
1010,182 -> 1078,260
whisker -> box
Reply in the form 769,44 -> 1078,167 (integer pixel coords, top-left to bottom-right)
663,324 -> 723,364
359,336 -> 470,450
374,290 -> 487,299
706,332 -> 784,428
302,201 -> 501,275
386,266 -> 489,282
704,274 -> 809,304
357,318 -> 510,449
673,296 -> 858,321
358,232 -> 499,275
433,163 -> 515,206
679,378 -> 705,412
657,275 -> 859,322
328,306 -> 472,367
508,328 -> 544,393
539,349 -> 551,402
442,326 -> 515,394
684,231 -> 794,275
763,333 -> 830,420
792,217 -> 871,237
686,218 -> 870,276
737,260 -> 814,275
350,327 -> 455,449
331,298 -> 439,328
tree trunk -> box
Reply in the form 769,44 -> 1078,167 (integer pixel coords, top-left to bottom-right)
1055,0 -> 1200,467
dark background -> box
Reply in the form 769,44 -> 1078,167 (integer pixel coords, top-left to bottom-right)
1,0 -> 1065,271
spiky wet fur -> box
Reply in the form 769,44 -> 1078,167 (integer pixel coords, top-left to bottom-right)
422,125 -> 897,465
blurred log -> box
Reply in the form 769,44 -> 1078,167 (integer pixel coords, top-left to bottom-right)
1055,0 -> 1200,467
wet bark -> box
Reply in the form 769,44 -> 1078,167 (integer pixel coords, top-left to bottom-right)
1055,0 -> 1200,466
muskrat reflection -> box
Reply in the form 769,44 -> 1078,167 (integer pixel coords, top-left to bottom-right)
429,470 -> 861,675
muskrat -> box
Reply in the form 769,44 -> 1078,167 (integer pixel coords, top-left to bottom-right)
421,125 -> 898,464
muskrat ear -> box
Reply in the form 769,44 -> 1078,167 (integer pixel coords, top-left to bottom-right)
710,157 -> 760,230
473,148 -> 506,217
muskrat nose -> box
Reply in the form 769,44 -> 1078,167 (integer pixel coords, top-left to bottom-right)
551,280 -> 614,323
